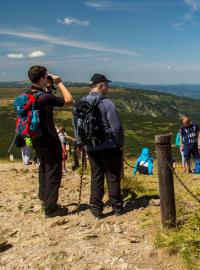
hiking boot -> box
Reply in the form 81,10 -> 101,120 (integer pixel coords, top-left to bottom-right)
90,205 -> 103,219
45,206 -> 68,219
113,206 -> 123,216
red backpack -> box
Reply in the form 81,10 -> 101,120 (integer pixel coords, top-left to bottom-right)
14,91 -> 44,139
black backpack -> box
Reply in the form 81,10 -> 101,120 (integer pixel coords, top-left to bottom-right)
72,95 -> 105,146
137,164 -> 149,175
137,157 -> 150,175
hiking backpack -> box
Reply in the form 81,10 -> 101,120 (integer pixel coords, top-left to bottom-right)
194,159 -> 200,174
14,91 -> 44,139
72,96 -> 105,146
137,160 -> 149,175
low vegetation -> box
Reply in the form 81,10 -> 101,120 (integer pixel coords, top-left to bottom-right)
2,85 -> 199,159
155,210 -> 200,269
122,160 -> 200,269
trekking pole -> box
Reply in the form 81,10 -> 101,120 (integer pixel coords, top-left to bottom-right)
7,133 -> 17,161
7,133 -> 17,153
77,148 -> 86,215
72,142 -> 80,170
121,149 -> 125,182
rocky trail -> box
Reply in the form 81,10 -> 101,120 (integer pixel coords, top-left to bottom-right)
0,161 -> 184,270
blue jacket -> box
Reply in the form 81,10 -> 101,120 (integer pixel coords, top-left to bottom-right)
175,132 -> 181,148
176,131 -> 184,148
85,92 -> 124,151
133,148 -> 153,175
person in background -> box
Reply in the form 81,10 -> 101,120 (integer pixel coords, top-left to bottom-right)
180,116 -> 200,173
176,129 -> 187,172
198,136 -> 200,154
57,127 -> 68,175
21,137 -> 32,165
133,147 -> 153,175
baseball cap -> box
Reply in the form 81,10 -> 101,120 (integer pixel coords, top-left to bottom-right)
89,73 -> 112,86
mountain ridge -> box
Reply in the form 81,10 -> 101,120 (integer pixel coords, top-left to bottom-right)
1,81 -> 200,99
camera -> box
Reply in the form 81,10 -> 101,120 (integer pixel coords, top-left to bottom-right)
47,75 -> 57,94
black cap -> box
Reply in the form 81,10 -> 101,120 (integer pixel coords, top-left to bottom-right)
89,73 -> 111,86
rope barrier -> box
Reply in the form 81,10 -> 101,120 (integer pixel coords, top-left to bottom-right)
165,159 -> 200,204
124,157 -> 200,204
123,158 -> 133,168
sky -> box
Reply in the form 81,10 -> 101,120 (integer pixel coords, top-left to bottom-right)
1,0 -> 200,84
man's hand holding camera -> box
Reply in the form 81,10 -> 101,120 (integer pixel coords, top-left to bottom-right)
48,73 -> 73,106
48,74 -> 62,85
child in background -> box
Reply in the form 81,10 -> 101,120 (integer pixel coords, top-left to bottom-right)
57,127 -> 68,174
21,137 -> 32,165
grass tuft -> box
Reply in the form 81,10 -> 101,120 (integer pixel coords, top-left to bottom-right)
155,209 -> 200,269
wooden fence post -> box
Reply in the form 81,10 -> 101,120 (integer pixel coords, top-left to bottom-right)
155,134 -> 176,228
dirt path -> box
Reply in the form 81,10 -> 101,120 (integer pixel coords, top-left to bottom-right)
0,161 -> 184,270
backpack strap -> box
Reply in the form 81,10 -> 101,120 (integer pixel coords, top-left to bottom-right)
83,95 -> 105,113
93,95 -> 105,106
24,89 -> 45,110
26,89 -> 45,101
33,91 -> 45,99
138,156 -> 150,168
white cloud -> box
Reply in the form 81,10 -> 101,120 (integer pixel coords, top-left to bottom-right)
172,0 -> 200,29
7,53 -> 24,59
84,1 -> 137,10
84,1 -> 182,11
0,28 -> 140,56
28,51 -> 46,58
6,51 -> 45,59
183,0 -> 200,22
172,22 -> 185,28
57,17 -> 90,26
184,0 -> 200,11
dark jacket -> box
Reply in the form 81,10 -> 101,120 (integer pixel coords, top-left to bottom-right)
31,90 -> 65,145
85,92 -> 124,151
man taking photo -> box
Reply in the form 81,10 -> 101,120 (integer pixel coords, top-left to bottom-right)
28,65 -> 73,218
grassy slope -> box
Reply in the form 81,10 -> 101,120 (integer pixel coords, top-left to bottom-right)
123,160 -> 200,269
1,86 -> 200,159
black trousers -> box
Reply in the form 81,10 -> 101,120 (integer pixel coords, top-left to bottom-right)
87,148 -> 122,210
32,135 -> 62,214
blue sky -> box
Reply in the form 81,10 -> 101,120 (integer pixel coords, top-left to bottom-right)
1,0 -> 200,83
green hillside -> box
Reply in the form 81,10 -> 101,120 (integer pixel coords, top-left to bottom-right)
1,86 -> 200,159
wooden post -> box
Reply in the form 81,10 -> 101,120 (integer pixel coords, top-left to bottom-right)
155,134 -> 176,228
